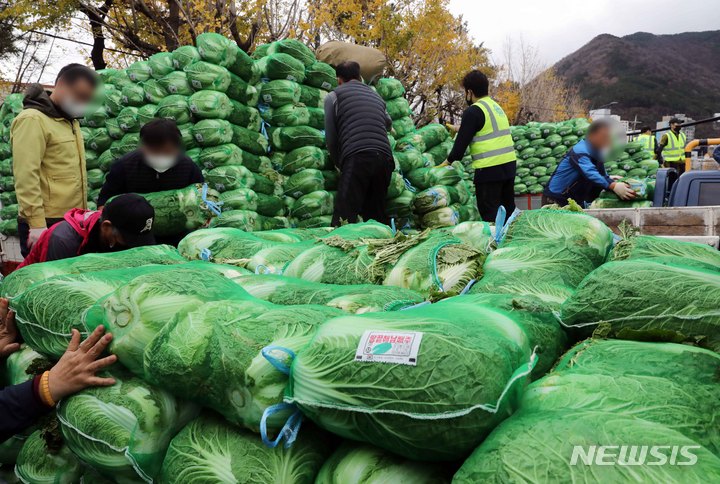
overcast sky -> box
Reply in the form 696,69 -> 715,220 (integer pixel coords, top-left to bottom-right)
449,0 -> 720,66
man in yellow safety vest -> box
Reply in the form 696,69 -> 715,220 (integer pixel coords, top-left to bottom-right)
657,118 -> 688,174
637,126 -> 657,157
444,70 -> 516,222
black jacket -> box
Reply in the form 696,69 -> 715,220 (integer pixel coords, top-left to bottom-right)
324,80 -> 392,167
97,150 -> 204,206
0,379 -> 51,442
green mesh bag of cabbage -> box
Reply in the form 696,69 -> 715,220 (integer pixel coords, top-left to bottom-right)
316,442 -> 451,484
15,429 -> 84,484
502,207 -> 614,265
234,274 -> 424,313
57,368 -> 197,483
611,233 -> 720,271
373,231 -> 489,296
144,301 -> 342,431
285,297 -> 539,461
129,184 -> 222,237
1,244 -> 186,299
11,265 -> 181,359
560,259 -> 720,352
159,413 -> 333,484
453,339 -> 720,482
83,263 -> 252,376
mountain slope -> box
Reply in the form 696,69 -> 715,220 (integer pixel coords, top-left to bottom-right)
554,31 -> 720,136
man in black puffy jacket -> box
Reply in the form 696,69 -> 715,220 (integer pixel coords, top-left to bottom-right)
324,61 -> 394,225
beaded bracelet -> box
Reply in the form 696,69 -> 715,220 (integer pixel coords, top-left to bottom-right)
40,371 -> 55,407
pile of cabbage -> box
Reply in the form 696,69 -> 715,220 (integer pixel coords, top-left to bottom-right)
589,140 -> 660,208
4,214 -> 720,482
76,34 -> 344,234
382,79 -> 479,230
178,220 -> 494,296
0,93 -> 23,236
510,118 -> 589,195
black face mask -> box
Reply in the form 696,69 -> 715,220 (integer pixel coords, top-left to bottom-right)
466,95 -> 474,107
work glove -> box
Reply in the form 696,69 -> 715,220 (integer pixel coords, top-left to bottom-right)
610,182 -> 637,201
28,227 -> 46,248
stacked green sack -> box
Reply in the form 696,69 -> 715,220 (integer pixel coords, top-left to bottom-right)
472,206 -> 614,307
282,292 -> 561,461
511,118 -> 589,195
561,234 -> 720,352
0,93 -> 23,235
454,339 -> 720,482
375,78 -> 419,229
251,39 -> 338,227
590,140 -> 659,208
396,123 -> 479,228
86,33 -> 294,231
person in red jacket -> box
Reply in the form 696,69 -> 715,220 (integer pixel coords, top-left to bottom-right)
18,193 -> 156,269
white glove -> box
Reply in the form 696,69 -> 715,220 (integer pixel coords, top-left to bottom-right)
27,227 -> 46,248
611,182 -> 637,201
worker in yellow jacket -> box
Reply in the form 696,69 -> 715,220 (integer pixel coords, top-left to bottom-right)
10,64 -> 98,256
656,118 -> 688,174
637,126 -> 657,158
444,70 -> 516,222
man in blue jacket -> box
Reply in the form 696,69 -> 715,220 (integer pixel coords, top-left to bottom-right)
543,119 -> 636,207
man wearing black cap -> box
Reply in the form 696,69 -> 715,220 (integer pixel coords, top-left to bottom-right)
17,194 -> 156,268
656,118 -> 688,174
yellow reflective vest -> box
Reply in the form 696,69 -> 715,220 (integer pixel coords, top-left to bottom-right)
662,130 -> 687,163
469,97 -> 516,169
637,133 -> 656,152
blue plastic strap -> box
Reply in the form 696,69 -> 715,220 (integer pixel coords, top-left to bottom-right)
390,218 -> 397,235
494,205 -> 507,244
200,183 -> 223,216
460,279 -> 476,295
200,248 -> 212,261
260,403 -> 303,449
261,345 -> 296,375
399,300 -> 431,311
403,177 -> 417,193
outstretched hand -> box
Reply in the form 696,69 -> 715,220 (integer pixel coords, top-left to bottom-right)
0,298 -> 20,358
48,326 -> 118,402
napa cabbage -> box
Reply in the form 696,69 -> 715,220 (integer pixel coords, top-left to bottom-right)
287,299 -> 537,461
159,414 -> 333,484
83,263 -> 252,375
315,443 -> 450,484
57,369 -> 197,483
235,274 -> 423,313
143,300 -> 342,431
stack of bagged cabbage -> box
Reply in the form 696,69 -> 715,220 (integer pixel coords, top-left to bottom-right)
511,118 -> 589,195
590,139 -> 660,208
3,212 -> 720,482
250,41 -> 338,228
79,34 -> 344,234
376,78 -> 479,230
511,118 -> 659,203
0,94 -> 23,236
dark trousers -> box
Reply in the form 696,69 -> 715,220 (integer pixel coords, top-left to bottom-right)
474,176 -> 516,223
18,218 -> 63,258
332,150 -> 394,226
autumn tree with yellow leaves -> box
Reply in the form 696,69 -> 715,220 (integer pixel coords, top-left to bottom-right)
2,0 -> 491,123
299,0 -> 491,125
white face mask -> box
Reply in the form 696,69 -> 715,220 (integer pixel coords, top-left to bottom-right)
60,98 -> 89,119
599,147 -> 611,160
145,154 -> 177,173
